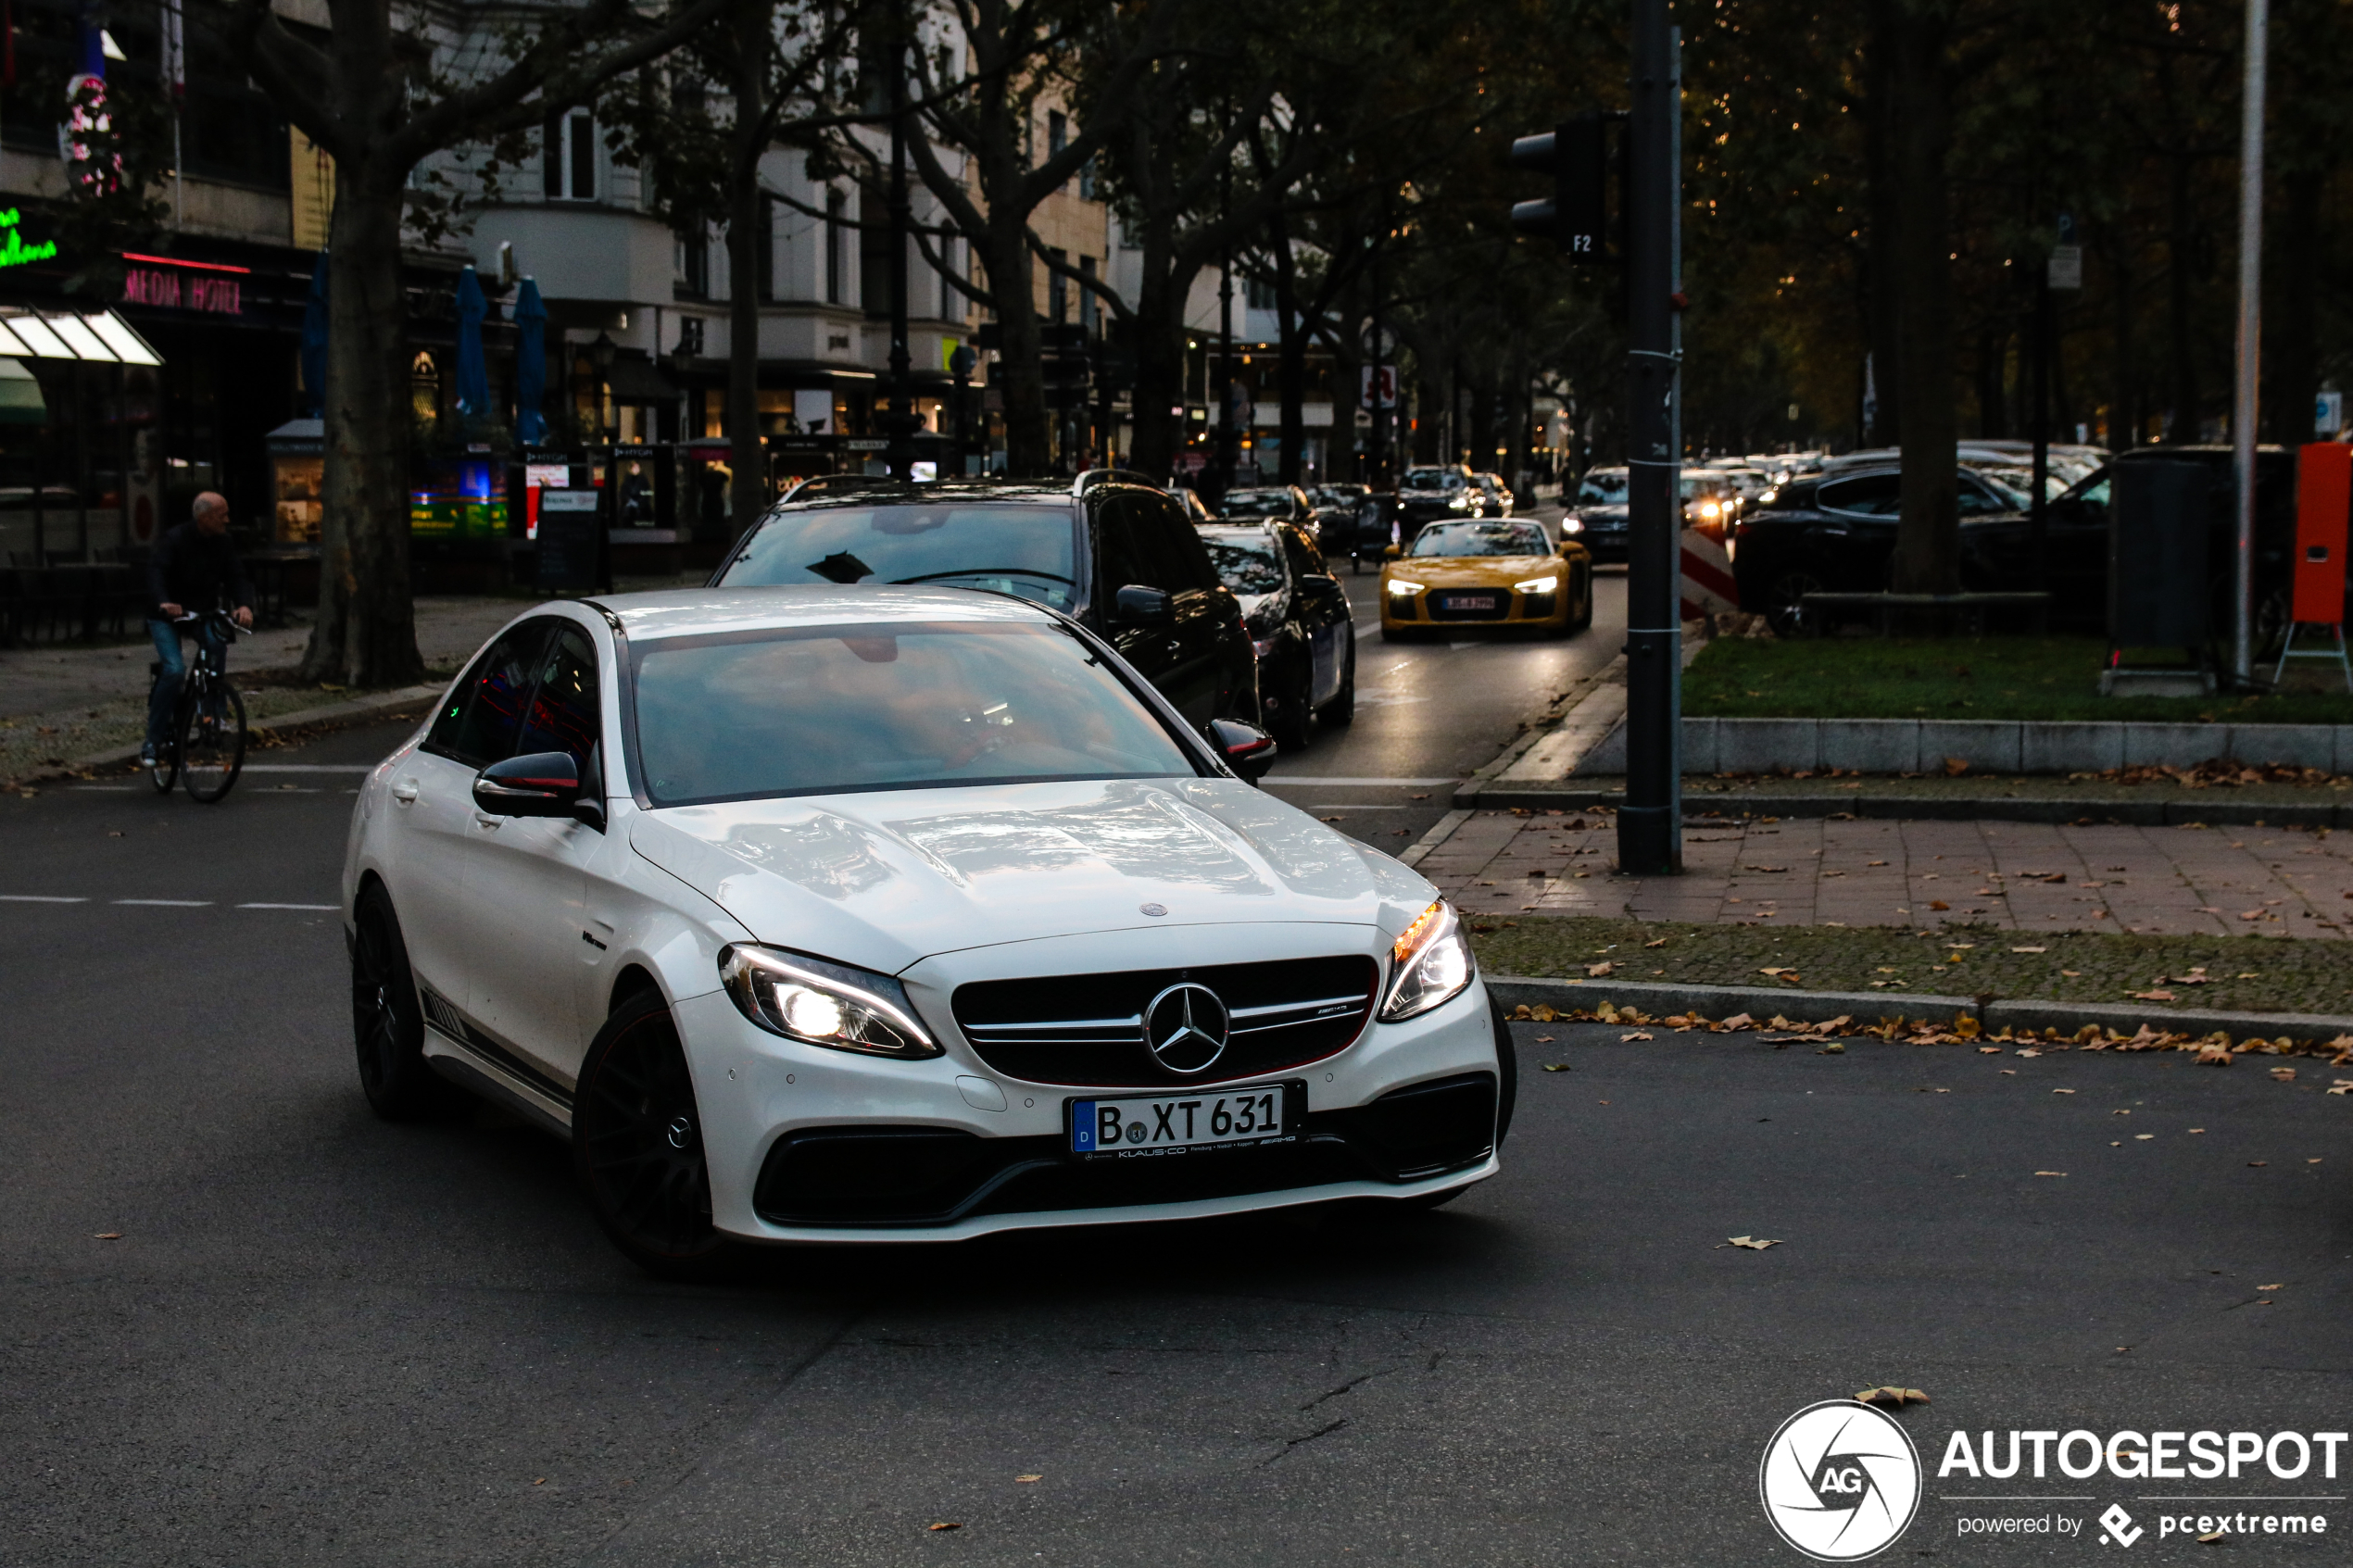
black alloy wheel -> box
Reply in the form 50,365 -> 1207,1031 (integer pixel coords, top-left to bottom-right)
573,991 -> 736,1280
1762,570 -> 1827,639
1320,637 -> 1356,726
351,886 -> 437,1120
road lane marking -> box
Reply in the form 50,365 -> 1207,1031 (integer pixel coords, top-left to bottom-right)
112,899 -> 212,907
0,895 -> 88,903
237,902 -> 339,910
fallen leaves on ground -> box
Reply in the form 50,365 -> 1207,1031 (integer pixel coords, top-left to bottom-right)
2199,1528 -> 2227,1542
91,1232 -> 121,1240
2248,1160 -> 2269,1167
1620,1030 -> 1654,1041
2035,1171 -> 2068,1177
1978,1046 -> 2004,1055
2270,1066 -> 2297,1081
928,1523 -> 963,1532
2131,990 -> 2178,1002
2329,1081 -> 2353,1097
1015,1474 -> 1043,1483
1929,899 -> 1951,910
1722,1236 -> 1780,1249
1586,960 -> 1617,976
2257,1283 -> 2284,1291
1541,1063 -> 1570,1073
1856,1386 -> 1931,1410
2053,1088 -> 2076,1095
2011,945 -> 2047,953
1643,936 -> 1669,947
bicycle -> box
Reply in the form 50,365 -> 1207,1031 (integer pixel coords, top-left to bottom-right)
147,609 -> 247,804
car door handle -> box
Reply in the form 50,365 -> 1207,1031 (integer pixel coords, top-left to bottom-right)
390,779 -> 420,805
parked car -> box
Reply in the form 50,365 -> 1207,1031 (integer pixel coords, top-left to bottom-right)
1471,472 -> 1514,518
1306,483 -> 1380,571
1218,484 -> 1324,545
712,476 -> 1259,727
1681,471 -> 1742,541
1395,465 -> 1487,542
1169,485 -> 1219,528
342,585 -> 1512,1275
1379,518 -> 1593,642
1198,521 -> 1356,750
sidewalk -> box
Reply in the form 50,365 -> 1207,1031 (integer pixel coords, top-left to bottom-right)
0,596 -> 522,783
1416,806 -> 2353,940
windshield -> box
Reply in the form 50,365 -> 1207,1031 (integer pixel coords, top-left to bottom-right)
1201,534 -> 1286,595
631,621 -> 1195,806
1408,521 -> 1552,558
1403,468 -> 1463,492
1577,470 -> 1628,504
1218,490 -> 1293,518
719,503 -> 1079,611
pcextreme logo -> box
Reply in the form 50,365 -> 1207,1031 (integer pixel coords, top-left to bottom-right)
1759,1400 -> 1924,1562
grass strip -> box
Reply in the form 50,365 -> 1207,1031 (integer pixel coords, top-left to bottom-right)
1469,913 -> 2353,1018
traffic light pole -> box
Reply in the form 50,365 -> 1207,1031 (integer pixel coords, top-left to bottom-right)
1617,0 -> 1682,876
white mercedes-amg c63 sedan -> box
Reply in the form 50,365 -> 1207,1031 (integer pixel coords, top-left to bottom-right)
341,586 -> 1514,1276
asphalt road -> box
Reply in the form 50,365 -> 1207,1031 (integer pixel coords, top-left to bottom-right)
3,714 -> 2347,1566
1261,546 -> 1628,853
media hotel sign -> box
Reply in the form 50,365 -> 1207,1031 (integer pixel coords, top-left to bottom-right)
120,253 -> 243,316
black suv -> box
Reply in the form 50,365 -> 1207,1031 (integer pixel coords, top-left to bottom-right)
712,475 -> 1259,728
1395,464 -> 1487,540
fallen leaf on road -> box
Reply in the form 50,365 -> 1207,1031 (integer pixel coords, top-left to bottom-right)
1744,864 -> 1788,873
1999,1069 -> 2018,1075
2011,946 -> 2047,953
1978,1046 -> 2003,1055
91,1233 -> 121,1240
1929,900 -> 1951,910
1758,966 -> 1793,976
1409,793 -> 1429,801
1016,1474 -> 1043,1483
2198,1528 -> 2226,1541
1620,1031 -> 1654,1041
2132,990 -> 2178,1002
2329,1083 -> 2353,1097
2016,1047 -> 2042,1058
1643,937 -> 1669,947
2053,1088 -> 2076,1095
1818,1043 -> 1845,1055
2270,1066 -> 2296,1081
2239,909 -> 2263,921
1723,1236 -> 1780,1249
1541,1063 -> 1569,1073
1856,1386 -> 1931,1410
1721,1012 -> 1755,1028
1868,859 -> 1889,867
2257,1284 -> 2284,1291
2196,1046 -> 2233,1065
929,1523 -> 963,1531
1320,815 -> 1344,822
2034,1171 -> 2067,1177
2248,1160 -> 2268,1167
2134,1134 -> 2154,1140
1534,1035 -> 1554,1043
2188,1127 -> 2205,1133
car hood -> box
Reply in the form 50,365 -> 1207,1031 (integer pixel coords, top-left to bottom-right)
1573,504 -> 1629,524
627,776 -> 1436,975
1385,554 -> 1559,585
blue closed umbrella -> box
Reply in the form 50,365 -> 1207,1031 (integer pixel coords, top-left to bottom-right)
453,264 -> 490,419
299,250 -> 328,418
512,276 -> 547,446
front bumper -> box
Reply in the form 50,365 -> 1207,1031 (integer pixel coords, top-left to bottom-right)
676,929 -> 1499,1244
1380,583 -> 1570,632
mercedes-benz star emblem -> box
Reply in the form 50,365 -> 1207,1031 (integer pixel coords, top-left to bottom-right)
1142,983 -> 1230,1074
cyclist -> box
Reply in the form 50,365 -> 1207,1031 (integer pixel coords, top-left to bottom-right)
144,492 -> 255,768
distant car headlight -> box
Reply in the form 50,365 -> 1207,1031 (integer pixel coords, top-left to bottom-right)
1514,574 -> 1560,595
719,946 -> 940,1059
1757,487 -> 1779,505
1560,516 -> 1585,533
1697,500 -> 1720,517
1378,899 -> 1475,1022
1447,493 -> 1470,509
1386,579 -> 1426,597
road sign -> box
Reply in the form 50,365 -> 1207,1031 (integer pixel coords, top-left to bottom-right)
1361,364 -> 1397,410
2047,245 -> 2082,291
2317,390 -> 2344,436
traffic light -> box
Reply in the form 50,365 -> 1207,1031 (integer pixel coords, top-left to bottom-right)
1509,115 -> 1612,260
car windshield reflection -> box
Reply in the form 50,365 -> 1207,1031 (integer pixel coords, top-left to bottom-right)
721,503 -> 1080,610
1408,521 -> 1550,558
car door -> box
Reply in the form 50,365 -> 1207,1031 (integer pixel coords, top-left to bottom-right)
1278,526 -> 1348,704
395,619 -> 554,1030
1092,494 -> 1186,701
461,620 -> 606,1088
1141,491 -> 1241,724
1810,472 -> 1904,586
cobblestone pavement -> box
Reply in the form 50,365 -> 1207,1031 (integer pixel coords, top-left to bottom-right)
1416,807 -> 2353,938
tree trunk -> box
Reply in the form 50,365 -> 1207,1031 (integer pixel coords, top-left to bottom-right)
1887,0 -> 1958,596
982,220 -> 1050,475
1270,217 -> 1304,485
2263,166 -> 2322,445
725,0 -> 766,538
1862,1 -> 1905,448
301,169 -> 422,687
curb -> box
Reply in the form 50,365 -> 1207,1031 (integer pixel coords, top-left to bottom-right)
1484,973 -> 2353,1044
26,682 -> 446,785
1456,782 -> 2348,828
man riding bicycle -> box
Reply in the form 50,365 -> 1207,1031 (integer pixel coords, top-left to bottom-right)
144,492 -> 255,768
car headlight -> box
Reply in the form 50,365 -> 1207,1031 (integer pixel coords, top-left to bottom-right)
719,945 -> 940,1059
1698,500 -> 1720,517
1758,487 -> 1779,505
1386,578 -> 1425,597
1560,516 -> 1585,533
1447,494 -> 1470,509
1514,574 -> 1560,595
1378,899 -> 1475,1022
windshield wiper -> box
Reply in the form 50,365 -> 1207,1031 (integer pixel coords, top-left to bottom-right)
890,568 -> 1077,585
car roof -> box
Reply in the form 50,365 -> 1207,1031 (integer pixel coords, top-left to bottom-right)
589,583 -> 1059,641
768,481 -> 1076,514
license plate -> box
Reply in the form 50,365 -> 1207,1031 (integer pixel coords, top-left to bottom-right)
1448,594 -> 1498,610
1067,1082 -> 1303,1160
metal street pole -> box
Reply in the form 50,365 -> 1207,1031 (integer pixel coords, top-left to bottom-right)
2232,0 -> 2269,684
1617,0 -> 1681,876
2030,266 -> 2051,591
881,5 -> 919,481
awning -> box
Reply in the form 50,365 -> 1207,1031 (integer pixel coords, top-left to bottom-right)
0,307 -> 163,365
0,358 -> 44,424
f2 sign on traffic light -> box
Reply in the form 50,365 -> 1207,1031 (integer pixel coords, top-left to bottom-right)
1509,114 -> 1618,262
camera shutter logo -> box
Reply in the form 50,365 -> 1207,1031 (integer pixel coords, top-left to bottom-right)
1759,1400 -> 1922,1561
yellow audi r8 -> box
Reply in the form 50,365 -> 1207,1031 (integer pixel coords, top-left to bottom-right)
1379,518 -> 1593,641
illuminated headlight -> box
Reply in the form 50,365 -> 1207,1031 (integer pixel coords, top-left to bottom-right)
1560,516 -> 1585,533
1697,500 -> 1720,517
1378,899 -> 1475,1022
1386,578 -> 1426,597
1514,574 -> 1560,595
1758,487 -> 1779,505
1447,494 -> 1471,509
719,945 -> 940,1059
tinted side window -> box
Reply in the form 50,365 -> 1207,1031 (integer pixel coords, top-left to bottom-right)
428,621 -> 553,767
1957,480 -> 2011,517
1094,496 -> 1150,598
517,625 -> 601,774
1817,473 -> 1902,517
1278,527 -> 1321,580
1148,495 -> 1222,590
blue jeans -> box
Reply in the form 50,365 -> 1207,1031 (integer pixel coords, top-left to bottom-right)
146,619 -> 225,750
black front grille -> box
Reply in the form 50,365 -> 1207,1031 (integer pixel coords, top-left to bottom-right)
1427,590 -> 1511,621
952,954 -> 1379,1088
751,1073 -> 1498,1228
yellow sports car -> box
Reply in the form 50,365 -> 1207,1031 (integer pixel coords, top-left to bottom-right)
1380,518 -> 1593,641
